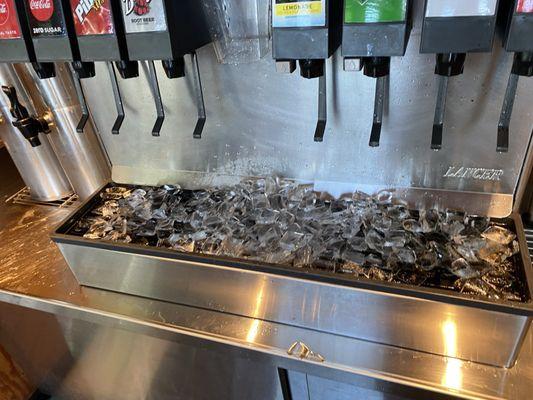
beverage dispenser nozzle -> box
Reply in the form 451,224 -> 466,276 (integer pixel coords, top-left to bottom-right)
421,0 -> 499,150
272,0 -> 341,141
1,86 -> 52,148
431,53 -> 466,151
341,0 -> 411,147
119,0 -> 210,139
497,1 -> 533,152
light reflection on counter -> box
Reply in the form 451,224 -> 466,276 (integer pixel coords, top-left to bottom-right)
246,280 -> 266,343
441,318 -> 463,391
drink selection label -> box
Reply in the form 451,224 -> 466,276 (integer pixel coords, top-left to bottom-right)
121,0 -> 167,33
25,0 -> 66,37
425,0 -> 497,17
517,0 -> 533,13
272,0 -> 326,28
70,0 -> 115,35
345,0 -> 407,24
0,0 -> 22,39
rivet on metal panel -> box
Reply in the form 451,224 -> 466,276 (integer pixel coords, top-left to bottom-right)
287,341 -> 325,362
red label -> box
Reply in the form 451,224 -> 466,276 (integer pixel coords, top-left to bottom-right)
0,0 -> 21,39
517,0 -> 533,12
29,0 -> 54,22
70,0 -> 114,35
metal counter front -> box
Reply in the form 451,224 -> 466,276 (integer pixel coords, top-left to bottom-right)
0,153 -> 532,399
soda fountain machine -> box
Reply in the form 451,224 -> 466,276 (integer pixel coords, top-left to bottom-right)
21,0 -> 96,119
421,0 -> 500,150
271,0 -> 342,141
68,0 -> 138,134
497,0 -> 533,152
342,0 -> 411,147
119,0 -> 210,137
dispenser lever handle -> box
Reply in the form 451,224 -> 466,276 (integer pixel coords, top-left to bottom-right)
148,61 -> 164,136
191,52 -> 206,139
431,75 -> 449,150
369,76 -> 386,147
1,86 -> 29,120
108,62 -> 125,135
69,64 -> 90,133
314,73 -> 327,142
497,72 -> 520,153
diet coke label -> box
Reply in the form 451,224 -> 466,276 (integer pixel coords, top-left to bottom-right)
121,0 -> 167,33
70,0 -> 115,36
0,0 -> 22,39
24,0 -> 66,37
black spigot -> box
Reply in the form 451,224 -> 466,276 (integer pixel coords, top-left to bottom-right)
31,62 -> 56,80
71,61 -> 96,79
299,59 -> 324,79
162,58 -> 186,79
116,60 -> 139,80
1,86 -> 51,148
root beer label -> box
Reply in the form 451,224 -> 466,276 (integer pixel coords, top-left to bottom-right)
0,0 -> 22,39
121,0 -> 167,33
69,0 -> 114,35
24,0 -> 66,37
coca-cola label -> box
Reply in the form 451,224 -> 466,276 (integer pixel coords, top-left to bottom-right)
69,0 -> 115,36
517,0 -> 533,13
29,0 -> 54,21
121,0 -> 167,34
0,0 -> 22,39
25,0 -> 66,37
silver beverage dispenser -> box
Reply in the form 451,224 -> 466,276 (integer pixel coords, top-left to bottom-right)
0,63 -> 73,201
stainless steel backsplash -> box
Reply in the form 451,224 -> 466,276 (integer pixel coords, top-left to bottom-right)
79,1 -> 533,216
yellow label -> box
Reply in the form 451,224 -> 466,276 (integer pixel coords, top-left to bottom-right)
275,2 -> 323,17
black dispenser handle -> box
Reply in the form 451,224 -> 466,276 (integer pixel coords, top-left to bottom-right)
1,86 -> 50,147
148,61 -> 165,136
369,76 -> 386,147
497,52 -> 533,153
70,62 -> 95,133
314,72 -> 327,142
191,52 -> 206,139
363,57 -> 390,147
431,53 -> 466,150
108,62 -> 125,135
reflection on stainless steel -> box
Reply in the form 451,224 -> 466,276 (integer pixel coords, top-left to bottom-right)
21,63 -> 111,200
0,64 -> 73,202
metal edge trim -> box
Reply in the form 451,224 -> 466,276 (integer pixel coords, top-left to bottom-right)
0,288 -> 507,400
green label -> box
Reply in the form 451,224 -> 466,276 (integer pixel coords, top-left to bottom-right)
344,0 -> 407,23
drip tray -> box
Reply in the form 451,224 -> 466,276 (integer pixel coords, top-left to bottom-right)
6,187 -> 78,209
51,183 -> 533,368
